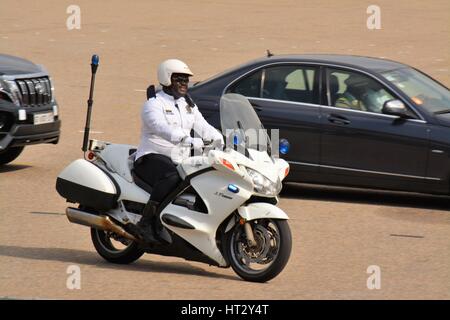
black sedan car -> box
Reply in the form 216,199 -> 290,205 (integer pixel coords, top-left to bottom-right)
188,54 -> 450,196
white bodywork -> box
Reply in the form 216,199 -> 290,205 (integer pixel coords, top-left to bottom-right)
99,143 -> 136,183
238,203 -> 289,220
59,141 -> 290,267
94,144 -> 150,224
160,169 -> 254,266
58,159 -> 117,194
159,148 -> 289,266
96,144 -> 150,201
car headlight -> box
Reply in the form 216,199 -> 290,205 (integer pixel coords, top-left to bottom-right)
246,167 -> 282,196
0,80 -> 22,106
0,80 -> 11,102
49,77 -> 55,102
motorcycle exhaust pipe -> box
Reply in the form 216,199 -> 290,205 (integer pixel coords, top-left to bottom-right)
66,207 -> 139,242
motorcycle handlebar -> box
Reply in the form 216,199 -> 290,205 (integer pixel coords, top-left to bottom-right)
203,139 -> 214,146
189,139 -> 223,156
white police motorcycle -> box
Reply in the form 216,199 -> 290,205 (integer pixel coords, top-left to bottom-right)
56,56 -> 292,282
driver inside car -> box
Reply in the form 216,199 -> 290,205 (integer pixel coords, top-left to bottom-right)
131,59 -> 224,243
334,74 -> 393,113
335,75 -> 369,111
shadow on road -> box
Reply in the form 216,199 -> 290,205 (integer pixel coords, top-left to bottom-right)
281,182 -> 450,211
30,211 -> 65,216
0,245 -> 238,281
0,164 -> 31,173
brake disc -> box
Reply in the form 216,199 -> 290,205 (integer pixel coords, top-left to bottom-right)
238,224 -> 278,265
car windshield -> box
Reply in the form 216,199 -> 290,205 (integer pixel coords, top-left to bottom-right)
382,67 -> 450,113
220,93 -> 271,156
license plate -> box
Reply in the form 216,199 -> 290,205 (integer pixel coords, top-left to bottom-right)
34,112 -> 54,125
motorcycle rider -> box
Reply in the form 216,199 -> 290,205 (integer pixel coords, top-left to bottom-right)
131,59 -> 223,243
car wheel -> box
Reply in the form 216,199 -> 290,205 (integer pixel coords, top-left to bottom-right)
0,146 -> 24,165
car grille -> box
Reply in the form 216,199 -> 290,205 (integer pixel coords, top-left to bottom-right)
15,77 -> 52,107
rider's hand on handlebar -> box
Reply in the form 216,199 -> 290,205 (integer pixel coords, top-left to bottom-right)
185,137 -> 204,151
212,137 -> 224,150
202,136 -> 224,151
208,133 -> 224,149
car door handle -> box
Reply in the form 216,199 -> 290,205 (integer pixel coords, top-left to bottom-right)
327,114 -> 350,125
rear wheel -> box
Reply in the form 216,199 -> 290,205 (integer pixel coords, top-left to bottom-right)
224,219 -> 292,282
90,227 -> 144,264
0,146 -> 24,165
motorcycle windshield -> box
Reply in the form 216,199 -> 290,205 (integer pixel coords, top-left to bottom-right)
220,93 -> 271,155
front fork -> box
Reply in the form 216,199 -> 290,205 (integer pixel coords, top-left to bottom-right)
241,218 -> 257,248
234,202 -> 289,247
226,216 -> 257,247
244,222 -> 257,247
227,202 -> 290,248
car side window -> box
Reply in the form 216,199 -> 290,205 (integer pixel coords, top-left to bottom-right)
262,65 -> 317,104
327,68 -> 395,114
227,69 -> 262,98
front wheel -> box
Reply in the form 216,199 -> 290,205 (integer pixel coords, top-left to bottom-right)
90,227 -> 144,264
0,146 -> 24,165
224,219 -> 292,282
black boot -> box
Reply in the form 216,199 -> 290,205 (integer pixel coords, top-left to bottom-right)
128,201 -> 160,244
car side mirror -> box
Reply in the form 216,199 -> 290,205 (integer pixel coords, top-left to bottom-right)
382,99 -> 410,118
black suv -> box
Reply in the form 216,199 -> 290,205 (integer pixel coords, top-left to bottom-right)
0,54 -> 61,165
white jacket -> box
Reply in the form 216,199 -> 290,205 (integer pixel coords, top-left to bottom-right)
136,90 -> 222,163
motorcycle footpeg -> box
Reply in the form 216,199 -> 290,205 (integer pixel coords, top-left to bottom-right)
155,226 -> 172,244
126,224 -> 161,245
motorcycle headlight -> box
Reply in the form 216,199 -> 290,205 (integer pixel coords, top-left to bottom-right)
246,167 -> 282,196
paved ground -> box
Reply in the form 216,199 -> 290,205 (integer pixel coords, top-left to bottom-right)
0,0 -> 449,299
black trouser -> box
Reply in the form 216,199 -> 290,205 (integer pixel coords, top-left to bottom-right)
134,153 -> 181,203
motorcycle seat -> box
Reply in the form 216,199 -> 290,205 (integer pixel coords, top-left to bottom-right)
99,144 -> 137,183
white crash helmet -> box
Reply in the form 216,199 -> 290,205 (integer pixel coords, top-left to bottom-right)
157,59 -> 193,86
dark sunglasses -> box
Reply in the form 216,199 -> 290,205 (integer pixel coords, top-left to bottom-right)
172,75 -> 190,84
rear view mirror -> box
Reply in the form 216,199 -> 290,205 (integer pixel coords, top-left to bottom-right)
382,99 -> 410,118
